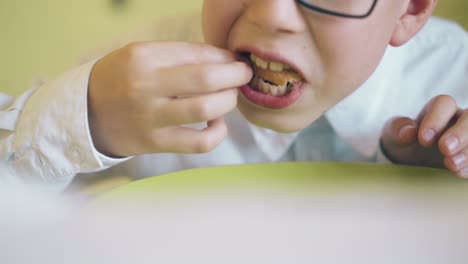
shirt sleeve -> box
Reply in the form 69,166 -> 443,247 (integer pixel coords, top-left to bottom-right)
375,139 -> 392,164
0,59 -> 129,191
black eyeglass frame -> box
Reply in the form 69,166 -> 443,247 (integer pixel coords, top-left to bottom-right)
296,0 -> 379,19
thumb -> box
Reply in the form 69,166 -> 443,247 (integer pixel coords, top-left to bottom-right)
382,117 -> 419,147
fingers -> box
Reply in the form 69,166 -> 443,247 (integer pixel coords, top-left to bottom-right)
413,95 -> 468,178
168,42 -> 238,65
155,62 -> 253,97
382,117 -> 418,147
156,88 -> 238,126
417,95 -> 468,178
417,95 -> 459,147
443,147 -> 468,178
127,42 -> 239,67
438,109 -> 468,156
152,118 -> 228,154
439,109 -> 468,178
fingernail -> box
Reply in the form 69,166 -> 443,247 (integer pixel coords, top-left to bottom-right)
445,136 -> 459,153
398,124 -> 416,139
460,168 -> 468,179
451,153 -> 466,168
422,129 -> 436,142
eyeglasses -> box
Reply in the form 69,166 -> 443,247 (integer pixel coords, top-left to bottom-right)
297,0 -> 378,19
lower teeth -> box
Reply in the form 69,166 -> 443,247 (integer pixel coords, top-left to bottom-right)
250,76 -> 293,97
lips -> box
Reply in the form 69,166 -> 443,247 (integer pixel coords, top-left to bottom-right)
239,82 -> 304,109
237,50 -> 305,109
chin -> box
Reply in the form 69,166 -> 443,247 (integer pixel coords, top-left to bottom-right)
237,97 -> 318,133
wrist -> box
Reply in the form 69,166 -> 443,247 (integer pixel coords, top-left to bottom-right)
379,138 -> 398,164
87,66 -> 125,159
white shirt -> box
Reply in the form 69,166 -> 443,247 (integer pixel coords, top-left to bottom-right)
1,14 -> 467,191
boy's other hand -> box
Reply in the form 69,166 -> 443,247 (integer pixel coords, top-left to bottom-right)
88,42 -> 252,157
381,95 -> 468,178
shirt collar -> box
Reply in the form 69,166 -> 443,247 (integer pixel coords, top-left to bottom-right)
247,122 -> 300,161
325,46 -> 403,158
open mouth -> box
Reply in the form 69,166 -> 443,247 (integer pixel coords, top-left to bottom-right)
239,52 -> 305,109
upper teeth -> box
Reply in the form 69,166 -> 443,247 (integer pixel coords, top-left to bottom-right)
250,54 -> 291,72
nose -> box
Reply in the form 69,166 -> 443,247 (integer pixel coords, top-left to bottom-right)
245,0 -> 307,34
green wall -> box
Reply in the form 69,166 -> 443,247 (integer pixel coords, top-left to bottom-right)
0,0 -> 203,96
434,0 -> 468,30
1,0 -> 466,96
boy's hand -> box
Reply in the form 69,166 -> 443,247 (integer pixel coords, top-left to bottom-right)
381,95 -> 468,178
88,42 -> 252,157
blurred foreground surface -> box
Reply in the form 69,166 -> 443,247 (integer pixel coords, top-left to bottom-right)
2,176 -> 468,264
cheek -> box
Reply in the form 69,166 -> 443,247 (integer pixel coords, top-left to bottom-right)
336,24 -> 388,77
311,17 -> 396,94
202,0 -> 246,48
326,9 -> 400,82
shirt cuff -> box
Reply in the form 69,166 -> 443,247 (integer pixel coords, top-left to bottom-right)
376,139 -> 393,164
10,59 -> 129,186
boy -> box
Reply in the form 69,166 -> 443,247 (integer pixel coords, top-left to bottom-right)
1,0 -> 467,190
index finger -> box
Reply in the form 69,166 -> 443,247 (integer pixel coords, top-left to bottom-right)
139,42 -> 239,67
418,95 -> 458,147
156,61 -> 253,97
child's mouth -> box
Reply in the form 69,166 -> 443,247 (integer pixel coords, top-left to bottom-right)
239,52 -> 304,109
249,53 -> 302,96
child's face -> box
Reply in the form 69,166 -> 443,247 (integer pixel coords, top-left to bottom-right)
202,0 -> 406,132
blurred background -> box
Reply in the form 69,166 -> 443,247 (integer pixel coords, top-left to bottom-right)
0,0 -> 467,97
0,0 -> 203,96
